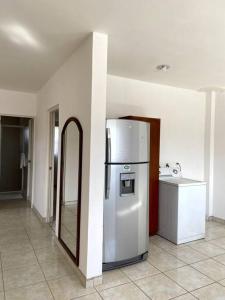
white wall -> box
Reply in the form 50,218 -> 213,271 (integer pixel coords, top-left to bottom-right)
0,88 -> 36,117
213,92 -> 225,219
33,32 -> 107,279
107,75 -> 206,180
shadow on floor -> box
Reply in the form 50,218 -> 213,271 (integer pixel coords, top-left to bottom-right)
0,192 -> 29,209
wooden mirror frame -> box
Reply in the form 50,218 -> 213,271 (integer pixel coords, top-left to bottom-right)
58,117 -> 83,266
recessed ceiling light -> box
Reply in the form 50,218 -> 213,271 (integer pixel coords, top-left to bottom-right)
1,23 -> 41,49
156,64 -> 170,72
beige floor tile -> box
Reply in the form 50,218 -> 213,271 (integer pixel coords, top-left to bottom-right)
150,235 -> 186,251
136,273 -> 186,300
0,240 -> 33,255
166,246 -> 208,264
95,269 -> 130,292
148,250 -> 186,272
173,294 -> 196,300
100,282 -> 149,300
213,253 -> 225,265
149,243 -> 164,255
0,292 -> 4,300
3,263 -> 45,290
205,226 -> 225,240
30,236 -> 56,250
191,283 -> 225,299
191,258 -> 225,281
1,250 -> 38,270
206,221 -> 221,229
165,265 -> 213,291
5,282 -> 53,300
35,245 -> 65,264
184,239 -> 205,247
26,230 -> 53,240
0,228 -> 27,239
72,293 -> 102,300
48,274 -> 95,300
218,278 -> 225,286
122,261 -> 160,281
0,219 -> 22,227
40,258 -> 75,280
0,273 -> 3,292
0,233 -> 28,246
189,241 -> 225,257
0,227 -> 26,238
210,237 -> 225,249
23,219 -> 46,229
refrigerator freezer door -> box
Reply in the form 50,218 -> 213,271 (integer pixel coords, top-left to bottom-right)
106,119 -> 150,163
103,163 -> 149,264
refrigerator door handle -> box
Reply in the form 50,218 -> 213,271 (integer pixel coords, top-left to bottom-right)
106,128 -> 111,162
105,164 -> 111,199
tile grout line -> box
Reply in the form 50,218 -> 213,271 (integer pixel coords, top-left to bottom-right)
148,246 -> 225,291
120,269 -> 153,300
149,234 -> 225,296
0,206 -> 49,296
93,287 -> 104,300
150,235 -> 225,270
23,215 -> 91,300
1,208 -> 35,297
93,235 -> 225,300
1,209 -> 225,299
145,264 -> 190,296
0,252 -> 6,300
188,282 -> 222,297
123,260 -> 187,299
94,281 -> 132,294
23,217 -> 57,300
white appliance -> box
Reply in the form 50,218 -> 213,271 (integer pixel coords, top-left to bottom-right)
158,163 -> 206,244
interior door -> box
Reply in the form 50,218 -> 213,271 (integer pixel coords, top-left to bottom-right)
48,109 -> 59,225
0,125 -> 21,192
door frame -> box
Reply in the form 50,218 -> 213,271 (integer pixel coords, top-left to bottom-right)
0,114 -> 34,204
47,106 -> 59,225
27,119 -> 34,203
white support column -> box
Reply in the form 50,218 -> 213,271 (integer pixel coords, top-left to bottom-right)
204,90 -> 216,217
79,32 -> 108,280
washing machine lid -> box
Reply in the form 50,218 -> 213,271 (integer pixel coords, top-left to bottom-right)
159,177 -> 207,187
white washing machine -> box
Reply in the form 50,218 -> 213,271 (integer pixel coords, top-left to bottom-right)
158,163 -> 206,244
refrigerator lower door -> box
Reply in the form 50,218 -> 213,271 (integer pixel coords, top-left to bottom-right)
103,163 -> 149,268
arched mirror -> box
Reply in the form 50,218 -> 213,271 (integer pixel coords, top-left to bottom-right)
58,117 -> 83,265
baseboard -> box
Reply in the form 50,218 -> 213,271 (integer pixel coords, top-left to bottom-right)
209,216 -> 225,224
55,239 -> 102,288
32,205 -> 47,223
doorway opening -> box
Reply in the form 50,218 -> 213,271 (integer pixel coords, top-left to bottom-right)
48,108 -> 59,230
0,116 -> 33,209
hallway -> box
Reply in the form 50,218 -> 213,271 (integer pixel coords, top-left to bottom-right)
0,200 -> 93,300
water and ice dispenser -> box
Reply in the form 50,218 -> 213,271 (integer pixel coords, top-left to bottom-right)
120,172 -> 135,196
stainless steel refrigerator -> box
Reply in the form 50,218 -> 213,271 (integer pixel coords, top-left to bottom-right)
103,119 -> 150,271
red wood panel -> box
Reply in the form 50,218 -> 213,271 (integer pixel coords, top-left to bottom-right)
120,116 -> 160,236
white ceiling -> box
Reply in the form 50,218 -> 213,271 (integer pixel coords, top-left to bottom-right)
1,0 -> 225,92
